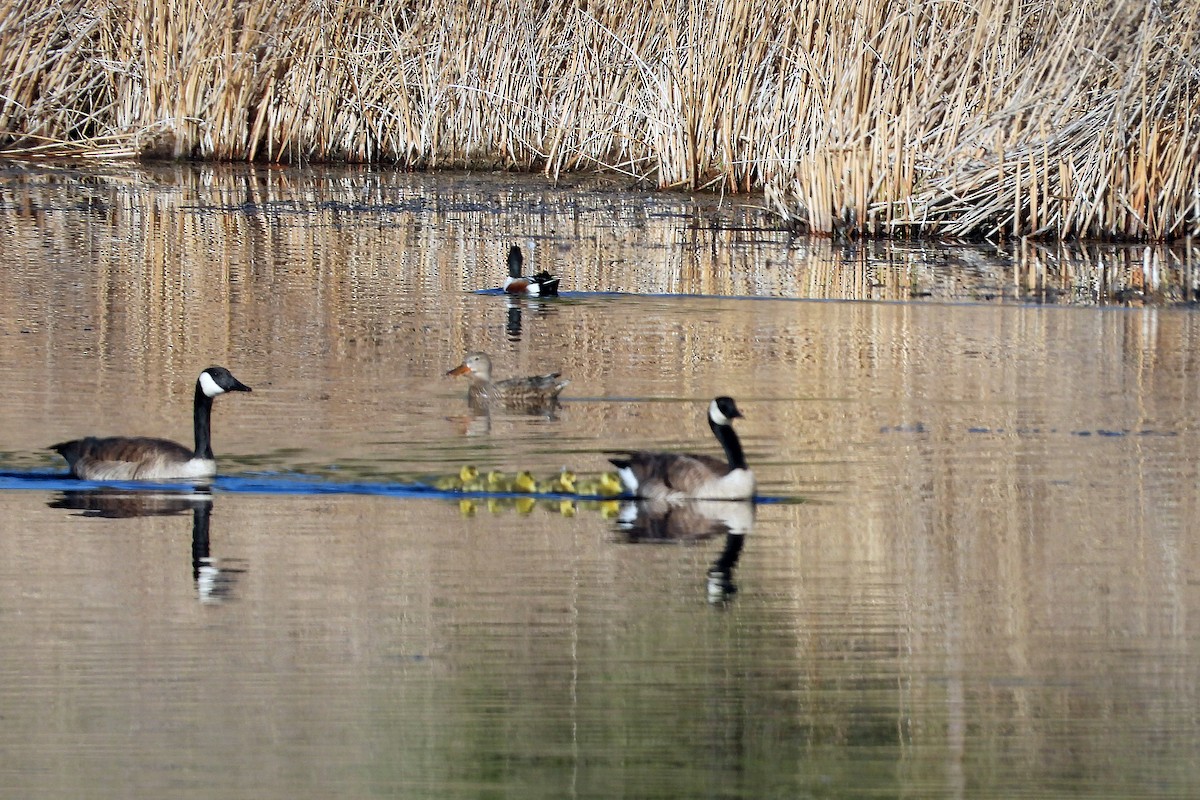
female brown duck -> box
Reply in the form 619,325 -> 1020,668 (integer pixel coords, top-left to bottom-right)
446,352 -> 568,413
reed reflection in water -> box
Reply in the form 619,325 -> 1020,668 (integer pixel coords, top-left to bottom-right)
0,163 -> 1197,798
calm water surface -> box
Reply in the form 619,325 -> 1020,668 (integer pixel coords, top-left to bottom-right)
0,163 -> 1198,798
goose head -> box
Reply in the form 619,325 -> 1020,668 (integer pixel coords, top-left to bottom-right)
198,366 -> 253,397
708,396 -> 742,427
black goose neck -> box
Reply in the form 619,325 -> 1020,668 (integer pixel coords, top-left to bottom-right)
193,381 -> 216,459
710,416 -> 747,470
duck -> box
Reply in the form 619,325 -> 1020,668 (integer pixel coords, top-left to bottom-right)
502,245 -> 559,296
50,366 -> 252,481
446,352 -> 569,413
608,397 -> 756,501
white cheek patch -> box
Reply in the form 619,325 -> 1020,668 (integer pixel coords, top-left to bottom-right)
709,399 -> 730,426
198,371 -> 225,397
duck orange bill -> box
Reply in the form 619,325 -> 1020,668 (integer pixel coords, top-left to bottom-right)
447,363 -> 472,376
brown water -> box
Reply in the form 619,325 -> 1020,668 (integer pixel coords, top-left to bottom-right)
0,162 -> 1198,798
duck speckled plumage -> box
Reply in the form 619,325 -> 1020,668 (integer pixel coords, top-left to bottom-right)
447,352 -> 569,414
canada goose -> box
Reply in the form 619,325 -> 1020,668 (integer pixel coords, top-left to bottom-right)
485,469 -> 511,492
446,352 -> 569,413
609,397 -> 756,501
538,468 -> 577,494
50,366 -> 251,481
502,245 -> 559,296
511,470 -> 538,493
433,465 -> 481,491
575,471 -> 623,498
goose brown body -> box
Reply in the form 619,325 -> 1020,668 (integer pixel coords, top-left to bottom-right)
52,436 -> 200,481
609,397 -> 755,501
51,366 -> 251,481
447,352 -> 568,413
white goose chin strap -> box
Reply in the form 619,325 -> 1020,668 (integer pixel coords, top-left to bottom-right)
198,371 -> 226,398
709,399 -> 730,426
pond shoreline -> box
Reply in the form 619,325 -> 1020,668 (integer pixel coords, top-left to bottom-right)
1,0 -> 1197,240
0,160 -> 1195,306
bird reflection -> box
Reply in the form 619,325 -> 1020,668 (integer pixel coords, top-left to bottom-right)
503,295 -> 559,341
47,489 -> 242,604
506,298 -> 523,340
706,529 -> 745,604
614,499 -> 754,603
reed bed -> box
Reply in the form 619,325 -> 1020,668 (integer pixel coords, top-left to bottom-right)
0,0 -> 1196,240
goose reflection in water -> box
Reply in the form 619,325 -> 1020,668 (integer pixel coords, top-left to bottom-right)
46,490 -> 242,604
615,499 -> 753,604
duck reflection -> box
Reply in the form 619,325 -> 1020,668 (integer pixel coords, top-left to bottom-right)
504,294 -> 559,341
615,499 -> 753,603
47,489 -> 241,604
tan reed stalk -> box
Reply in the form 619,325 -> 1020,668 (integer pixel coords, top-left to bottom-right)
0,0 -> 1196,240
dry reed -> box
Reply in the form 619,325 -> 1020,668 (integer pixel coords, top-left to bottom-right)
0,0 -> 1196,240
